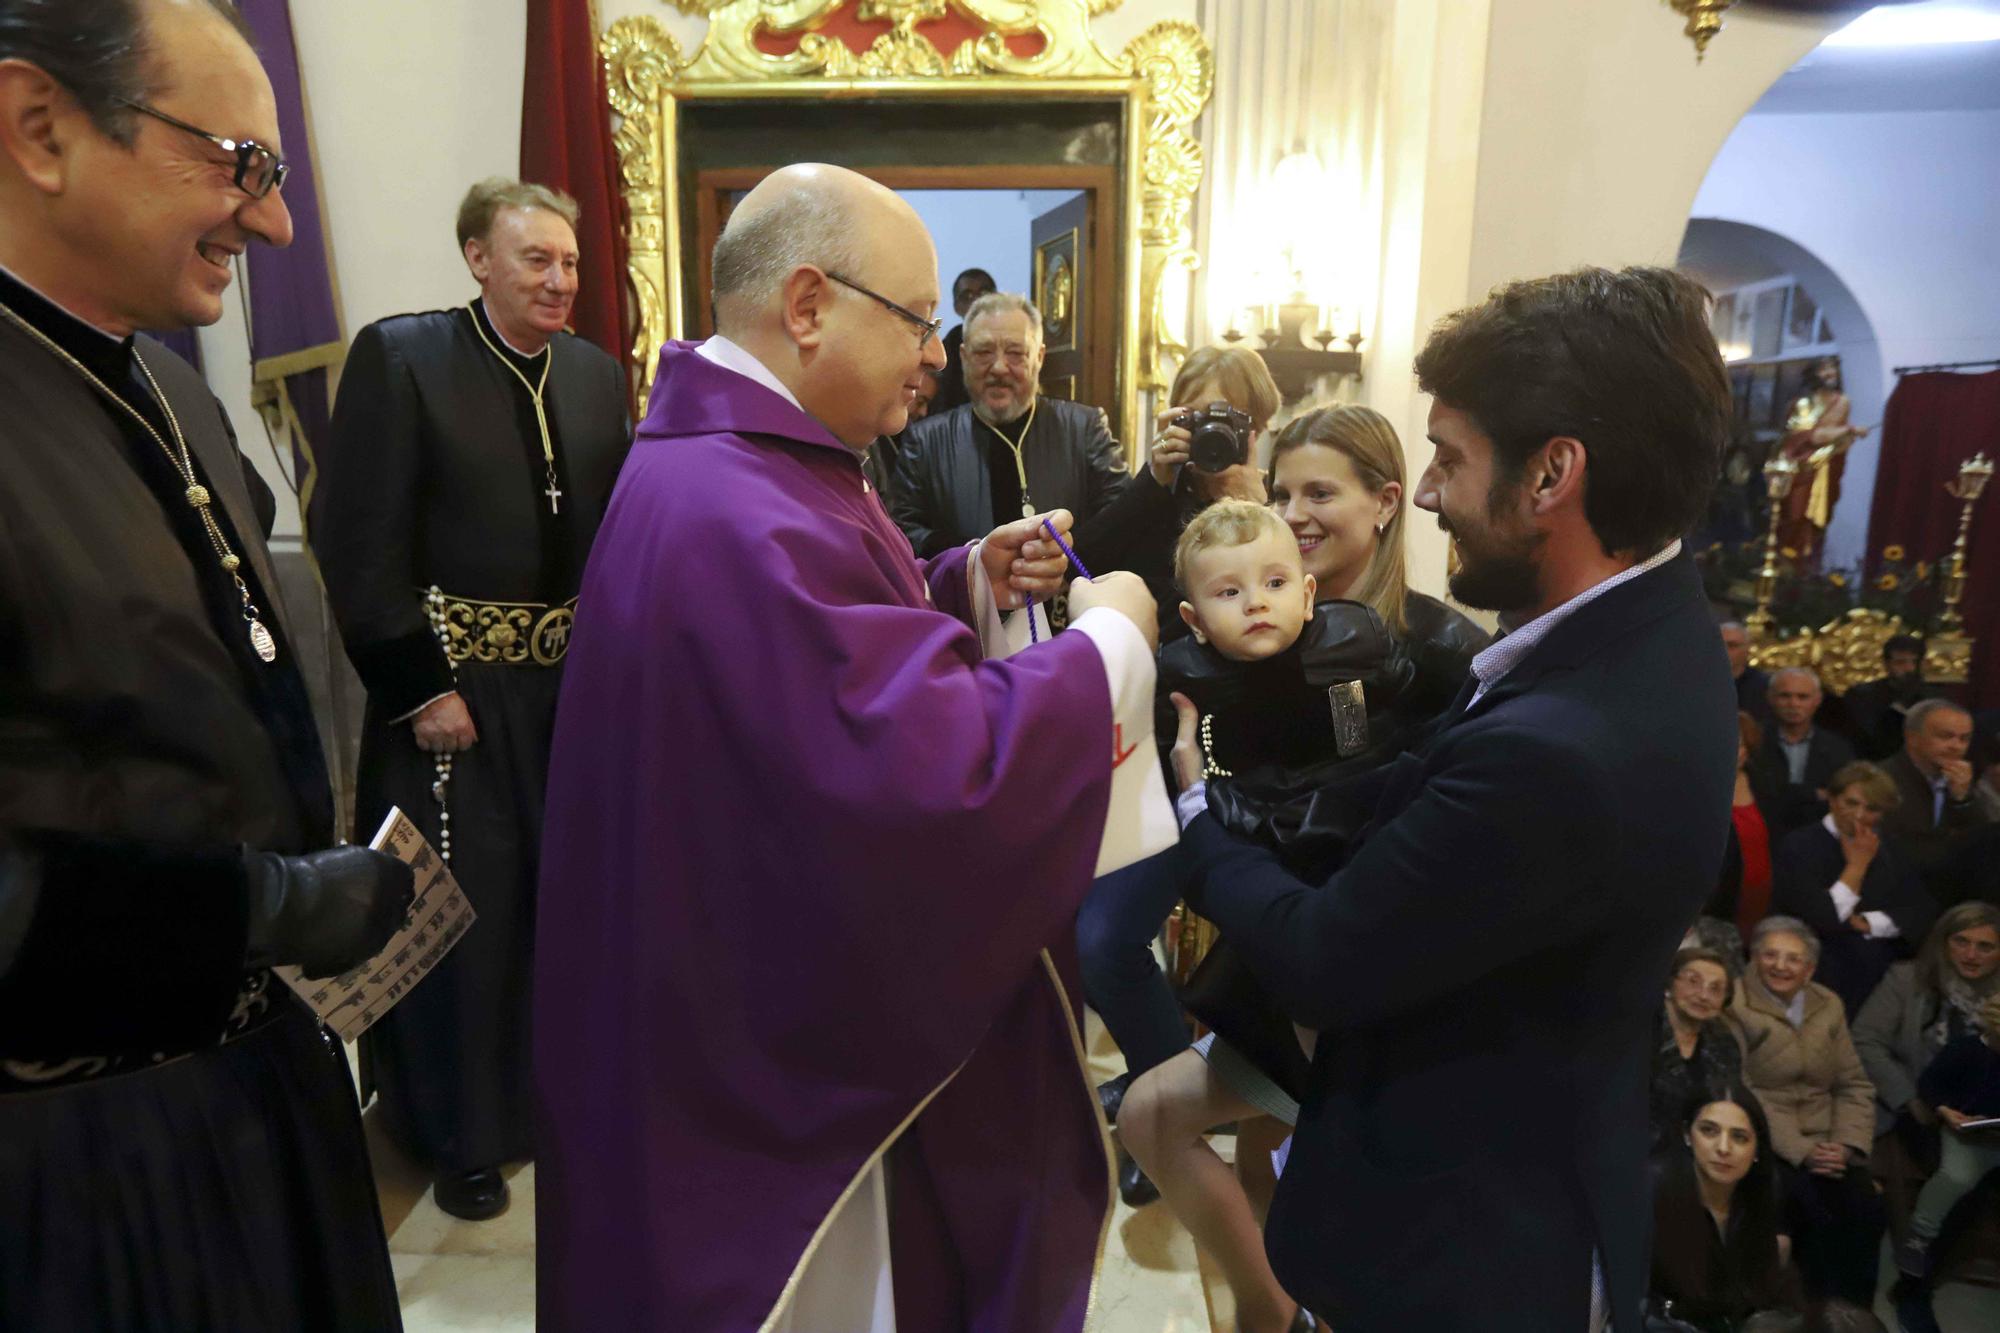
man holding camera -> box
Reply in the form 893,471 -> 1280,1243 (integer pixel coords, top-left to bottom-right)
891,291 -> 1139,579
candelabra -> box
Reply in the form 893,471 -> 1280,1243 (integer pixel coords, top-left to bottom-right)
1745,452 -> 1799,643
1220,300 -> 1363,402
1924,452 -> 1994,683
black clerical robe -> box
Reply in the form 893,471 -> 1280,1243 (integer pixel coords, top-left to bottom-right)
0,270 -> 399,1329
311,300 -> 629,1174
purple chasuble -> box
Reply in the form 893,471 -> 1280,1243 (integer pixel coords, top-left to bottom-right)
536,343 -> 1116,1331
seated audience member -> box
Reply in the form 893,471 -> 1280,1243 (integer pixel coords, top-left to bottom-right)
1732,916 -> 1884,1306
1071,344 -> 1278,646
861,363 -> 941,500
926,265 -> 993,416
1841,635 -> 1939,761
1853,902 -> 2000,1164
1650,1082 -> 1802,1333
1772,761 -> 1935,1015
1710,711 -> 1782,935
1897,990 -> 2000,1280
1653,949 -> 1748,1150
1753,668 -> 1856,838
1723,619 -> 1774,727
1880,698 -> 1994,907
892,292 -> 1137,569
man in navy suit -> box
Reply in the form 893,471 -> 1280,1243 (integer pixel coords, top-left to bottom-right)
1165,267 -> 1739,1331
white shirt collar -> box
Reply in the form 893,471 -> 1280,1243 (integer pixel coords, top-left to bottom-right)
1821,813 -> 1841,838
1468,540 -> 1681,699
696,333 -> 802,410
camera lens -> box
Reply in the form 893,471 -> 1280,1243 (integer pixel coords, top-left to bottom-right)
1189,420 -> 1243,473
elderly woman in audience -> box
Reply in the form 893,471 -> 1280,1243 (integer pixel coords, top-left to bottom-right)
1653,948 -> 1748,1150
1732,915 -> 1884,1306
1772,761 -> 1935,1015
1708,711 -> 1782,937
1853,902 -> 2000,1165
1649,1081 -> 1801,1332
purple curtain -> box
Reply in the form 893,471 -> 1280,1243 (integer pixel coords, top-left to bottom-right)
239,0 -> 343,522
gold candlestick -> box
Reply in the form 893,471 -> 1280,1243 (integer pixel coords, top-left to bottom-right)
1925,452 -> 1992,684
1746,453 -> 1799,643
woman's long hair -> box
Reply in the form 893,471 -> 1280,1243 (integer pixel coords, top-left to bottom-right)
1651,1081 -> 1790,1321
1268,405 -> 1409,632
1913,901 -> 2000,1004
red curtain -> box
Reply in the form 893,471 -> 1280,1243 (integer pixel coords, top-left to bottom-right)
522,0 -> 630,367
1865,369 -> 2000,708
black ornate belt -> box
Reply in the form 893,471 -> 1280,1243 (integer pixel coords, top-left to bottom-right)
0,970 -> 290,1097
424,589 -> 576,667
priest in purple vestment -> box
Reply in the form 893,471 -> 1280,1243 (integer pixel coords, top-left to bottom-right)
536,164 -> 1162,1332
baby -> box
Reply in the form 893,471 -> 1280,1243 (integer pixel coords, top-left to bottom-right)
1159,499 -> 1417,878
1157,500 -> 1419,1093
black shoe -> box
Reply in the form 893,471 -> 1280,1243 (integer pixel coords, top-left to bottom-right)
434,1167 -> 509,1221
1097,1072 -> 1134,1126
1117,1146 -> 1160,1208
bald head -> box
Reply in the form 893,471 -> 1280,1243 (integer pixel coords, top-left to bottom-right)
706,164 -> 946,449
711,163 -> 929,333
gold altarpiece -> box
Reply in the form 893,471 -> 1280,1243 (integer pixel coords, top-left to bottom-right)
600,0 -> 1214,451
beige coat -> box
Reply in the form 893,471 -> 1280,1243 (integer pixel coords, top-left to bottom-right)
1730,976 -> 1877,1165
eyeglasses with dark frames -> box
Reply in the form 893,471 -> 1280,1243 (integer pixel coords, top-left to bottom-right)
824,271 -> 943,350
114,98 -> 289,200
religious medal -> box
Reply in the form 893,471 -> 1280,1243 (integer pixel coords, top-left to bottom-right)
248,618 -> 278,663
1328,680 -> 1369,757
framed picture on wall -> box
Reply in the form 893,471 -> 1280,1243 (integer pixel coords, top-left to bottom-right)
1783,286 -> 1820,352
1748,364 -> 1778,427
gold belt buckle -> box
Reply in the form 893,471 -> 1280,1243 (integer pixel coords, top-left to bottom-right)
430,592 -> 576,666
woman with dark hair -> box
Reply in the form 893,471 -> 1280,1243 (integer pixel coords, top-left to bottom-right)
1650,1082 -> 1802,1332
1654,948 -> 1747,1149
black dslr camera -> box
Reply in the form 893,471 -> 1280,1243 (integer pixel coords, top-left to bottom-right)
1173,401 -> 1254,474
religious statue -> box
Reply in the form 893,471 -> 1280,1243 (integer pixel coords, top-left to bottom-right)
1775,356 -> 1871,563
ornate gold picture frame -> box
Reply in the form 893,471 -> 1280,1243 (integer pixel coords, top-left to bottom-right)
602,0 -> 1212,453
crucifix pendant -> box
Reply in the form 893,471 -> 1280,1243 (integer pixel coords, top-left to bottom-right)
545,481 -> 564,514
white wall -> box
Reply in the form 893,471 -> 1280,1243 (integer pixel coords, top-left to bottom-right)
1690,108 -> 2000,565
899,189 -> 1082,312
199,0 -> 527,539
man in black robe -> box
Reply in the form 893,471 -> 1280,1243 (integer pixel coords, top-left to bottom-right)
311,177 -> 631,1220
0,1 -> 411,1326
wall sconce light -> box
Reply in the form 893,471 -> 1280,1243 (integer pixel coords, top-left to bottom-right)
1216,149 -> 1364,401
1221,302 -> 1362,402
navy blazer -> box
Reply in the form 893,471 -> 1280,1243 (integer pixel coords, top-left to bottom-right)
1181,549 -> 1738,1332
1751,725 -> 1856,839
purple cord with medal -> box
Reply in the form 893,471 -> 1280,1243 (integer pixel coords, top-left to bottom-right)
1024,517 -> 1092,645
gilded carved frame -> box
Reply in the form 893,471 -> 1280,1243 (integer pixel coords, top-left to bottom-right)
602,0 -> 1213,451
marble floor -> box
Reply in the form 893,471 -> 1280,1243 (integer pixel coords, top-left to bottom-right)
365,1014 -> 1224,1331
363,1024 -> 2000,1332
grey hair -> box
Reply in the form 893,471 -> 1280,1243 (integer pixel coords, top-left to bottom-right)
710,188 -> 861,316
1750,915 -> 1820,966
964,291 -> 1044,345
1717,619 -> 1747,634
0,0 -> 255,146
1905,696 -> 1971,737
1767,665 -> 1821,694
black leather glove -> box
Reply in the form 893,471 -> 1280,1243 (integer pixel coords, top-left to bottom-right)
243,846 -> 415,979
